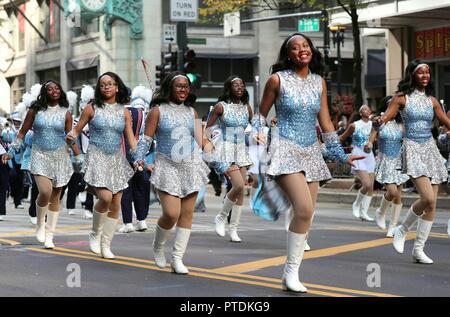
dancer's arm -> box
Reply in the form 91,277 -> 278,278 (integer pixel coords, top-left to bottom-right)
67,103 -> 94,144
254,74 -> 280,145
3,109 -> 35,160
205,103 -> 223,128
65,111 -> 81,156
374,94 -> 405,126
432,97 -> 450,130
123,109 -> 137,151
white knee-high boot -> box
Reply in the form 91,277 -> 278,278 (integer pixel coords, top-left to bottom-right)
153,224 -> 172,268
89,210 -> 108,254
101,217 -> 118,259
359,194 -> 374,222
412,219 -> 434,264
44,210 -> 60,249
393,206 -> 420,254
386,203 -> 402,238
215,195 -> 234,237
352,190 -> 364,219
171,227 -> 191,274
36,202 -> 48,243
282,231 -> 308,293
376,194 -> 392,230
229,205 -> 243,242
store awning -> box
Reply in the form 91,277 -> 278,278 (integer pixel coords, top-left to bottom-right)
66,56 -> 99,72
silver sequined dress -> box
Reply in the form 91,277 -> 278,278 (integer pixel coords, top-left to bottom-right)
400,90 -> 447,184
30,105 -> 73,187
266,70 -> 331,182
351,120 -> 376,174
375,121 -> 409,185
82,103 -> 134,194
215,101 -> 252,169
150,102 -> 209,198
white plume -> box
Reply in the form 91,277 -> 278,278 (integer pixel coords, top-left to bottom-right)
15,102 -> 27,120
66,91 -> 78,112
130,85 -> 153,109
22,92 -> 35,108
30,84 -> 42,100
79,85 -> 95,112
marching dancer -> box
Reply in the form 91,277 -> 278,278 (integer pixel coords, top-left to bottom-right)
340,105 -> 376,221
3,80 -> 83,249
374,60 -> 450,264
254,33 -> 363,292
67,72 -> 136,259
369,96 -> 409,237
135,71 -> 211,274
206,75 -> 253,243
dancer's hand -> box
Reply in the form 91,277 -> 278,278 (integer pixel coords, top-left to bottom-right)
66,130 -> 78,145
1,154 -> 11,164
346,155 -> 366,167
254,132 -> 266,145
133,160 -> 145,172
146,164 -> 154,173
372,116 -> 384,128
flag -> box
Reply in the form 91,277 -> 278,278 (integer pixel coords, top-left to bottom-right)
18,4 -> 26,33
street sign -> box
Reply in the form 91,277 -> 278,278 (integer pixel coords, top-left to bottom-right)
170,0 -> 199,22
163,24 -> 177,44
188,38 -> 207,45
298,18 -> 320,32
224,12 -> 240,37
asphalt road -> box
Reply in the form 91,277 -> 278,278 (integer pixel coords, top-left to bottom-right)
1,188 -> 449,298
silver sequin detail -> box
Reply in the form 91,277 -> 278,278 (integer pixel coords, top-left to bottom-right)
275,70 -> 322,148
352,120 -> 372,148
32,105 -> 68,151
375,155 -> 409,185
266,137 -> 331,182
30,145 -> 73,187
83,144 -> 134,194
401,91 -> 434,143
151,153 -> 210,198
401,138 -> 448,184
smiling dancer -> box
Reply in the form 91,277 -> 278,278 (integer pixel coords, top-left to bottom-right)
206,75 -> 253,243
374,60 -> 450,264
67,72 -> 136,259
135,71 -> 211,274
3,80 -> 82,249
254,33 -> 363,292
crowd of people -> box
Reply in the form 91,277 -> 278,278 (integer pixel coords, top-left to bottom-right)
1,32 -> 450,293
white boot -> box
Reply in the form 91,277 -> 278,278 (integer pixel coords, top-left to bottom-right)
171,227 -> 191,274
36,202 -> 48,243
393,207 -> 420,254
44,210 -> 59,249
412,219 -> 434,264
215,195 -> 234,237
304,240 -> 311,251
375,194 -> 392,230
229,205 -> 243,243
101,217 -> 118,259
282,231 -> 308,293
352,190 -> 364,219
359,194 -> 374,222
89,210 -> 107,254
386,203 -> 402,238
153,224 -> 172,268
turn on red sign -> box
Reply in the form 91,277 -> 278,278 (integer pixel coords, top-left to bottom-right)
170,0 -> 199,22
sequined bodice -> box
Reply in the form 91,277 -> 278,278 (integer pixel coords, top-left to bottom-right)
275,70 -> 322,147
155,102 -> 196,161
378,121 -> 403,158
89,104 -> 125,155
401,91 -> 434,143
220,102 -> 249,144
33,105 -> 67,151
352,120 -> 372,148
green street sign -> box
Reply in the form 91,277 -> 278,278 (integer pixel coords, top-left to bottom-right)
188,38 -> 207,45
298,18 -> 320,32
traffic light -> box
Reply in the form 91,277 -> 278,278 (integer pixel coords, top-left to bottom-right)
183,48 -> 202,89
155,51 -> 178,87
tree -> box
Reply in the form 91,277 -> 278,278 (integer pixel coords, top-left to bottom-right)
199,0 -> 366,110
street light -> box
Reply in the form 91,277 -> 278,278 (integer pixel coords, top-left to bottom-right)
329,25 -> 346,96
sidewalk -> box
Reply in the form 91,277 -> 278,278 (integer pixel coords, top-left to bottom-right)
319,179 -> 450,210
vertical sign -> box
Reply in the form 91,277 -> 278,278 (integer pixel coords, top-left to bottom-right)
224,12 -> 240,37
170,0 -> 198,22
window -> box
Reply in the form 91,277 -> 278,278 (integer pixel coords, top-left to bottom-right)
70,67 -> 98,91
40,0 -> 60,44
8,9 -> 25,52
38,67 -> 61,84
8,75 -> 26,110
73,18 -> 100,38
198,58 -> 255,84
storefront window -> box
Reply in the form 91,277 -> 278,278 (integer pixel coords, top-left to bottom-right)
38,67 -> 61,84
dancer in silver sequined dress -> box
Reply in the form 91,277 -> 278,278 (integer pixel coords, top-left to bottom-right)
135,72 -> 211,274
67,72 -> 136,260
254,33 -> 364,293
369,96 -> 409,237
206,76 -> 253,243
4,80 -> 82,249
374,60 -> 450,264
340,105 -> 376,221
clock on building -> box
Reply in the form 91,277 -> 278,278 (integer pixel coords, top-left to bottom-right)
80,0 -> 107,13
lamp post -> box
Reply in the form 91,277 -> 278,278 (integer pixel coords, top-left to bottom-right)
329,25 -> 346,96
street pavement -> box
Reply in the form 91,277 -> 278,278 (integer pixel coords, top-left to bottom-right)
0,186 -> 449,298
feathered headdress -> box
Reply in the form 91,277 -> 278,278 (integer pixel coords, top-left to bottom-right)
66,91 -> 78,112
79,85 -> 95,113
130,85 -> 153,110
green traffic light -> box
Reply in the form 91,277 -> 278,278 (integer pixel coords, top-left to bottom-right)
186,73 -> 197,84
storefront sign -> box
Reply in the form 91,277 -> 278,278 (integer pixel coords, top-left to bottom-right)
415,27 -> 450,59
